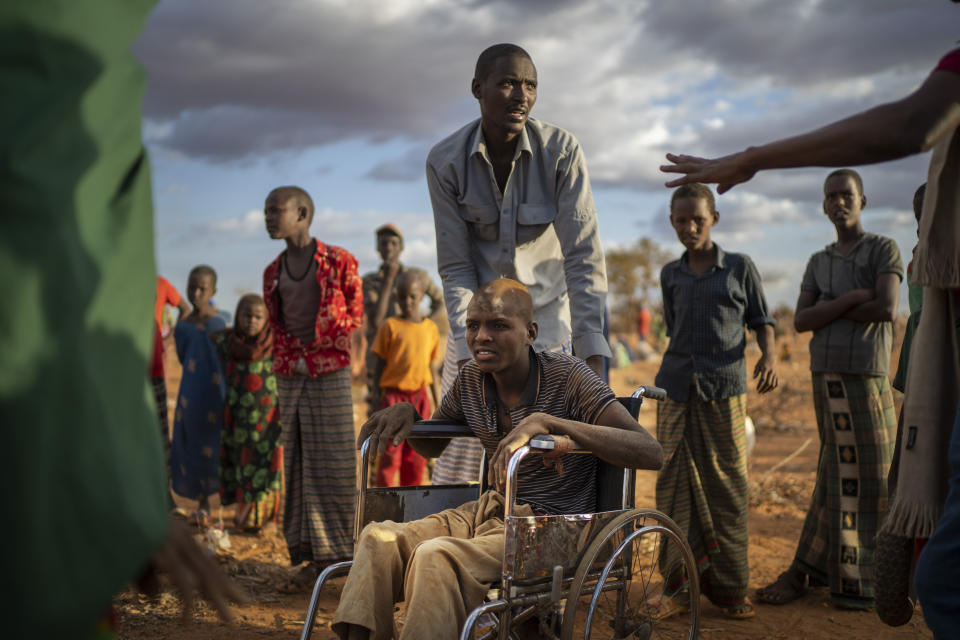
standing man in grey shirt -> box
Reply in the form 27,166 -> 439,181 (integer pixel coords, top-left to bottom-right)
426,43 -> 611,483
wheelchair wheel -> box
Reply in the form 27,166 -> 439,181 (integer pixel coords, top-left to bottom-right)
560,509 -> 699,640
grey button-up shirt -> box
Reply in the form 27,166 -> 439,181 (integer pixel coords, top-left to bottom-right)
801,232 -> 903,376
426,117 -> 611,362
655,245 -> 775,402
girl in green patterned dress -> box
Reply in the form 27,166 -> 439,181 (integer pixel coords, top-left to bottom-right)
214,294 -> 283,531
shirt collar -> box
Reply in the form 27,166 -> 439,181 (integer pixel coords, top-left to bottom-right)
470,120 -> 533,166
679,243 -> 726,275
826,232 -> 870,256
482,347 -> 541,414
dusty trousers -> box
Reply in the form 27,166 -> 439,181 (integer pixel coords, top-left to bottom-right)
331,490 -> 532,640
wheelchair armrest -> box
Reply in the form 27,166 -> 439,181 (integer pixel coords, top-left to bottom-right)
359,420 -> 474,460
524,386 -> 665,452
504,387 -> 665,515
408,420 -> 476,439
631,385 -> 667,401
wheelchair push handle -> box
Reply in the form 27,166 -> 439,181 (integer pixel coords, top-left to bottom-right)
358,420 -> 473,459
528,434 -> 583,452
632,385 -> 667,401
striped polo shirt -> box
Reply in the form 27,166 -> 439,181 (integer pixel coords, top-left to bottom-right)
436,349 -> 617,515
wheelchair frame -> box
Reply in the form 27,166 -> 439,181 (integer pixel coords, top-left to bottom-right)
301,385 -> 700,640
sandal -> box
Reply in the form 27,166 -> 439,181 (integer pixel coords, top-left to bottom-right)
719,598 -> 756,619
643,595 -> 689,621
189,509 -> 210,529
756,568 -> 807,605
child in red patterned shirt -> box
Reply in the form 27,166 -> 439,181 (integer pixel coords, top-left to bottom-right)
262,186 -> 363,586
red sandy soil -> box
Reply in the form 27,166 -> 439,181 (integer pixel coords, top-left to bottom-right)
114,330 -> 933,639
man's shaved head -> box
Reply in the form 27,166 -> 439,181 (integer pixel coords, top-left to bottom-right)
471,278 -> 534,324
474,43 -> 534,83
267,185 -> 314,222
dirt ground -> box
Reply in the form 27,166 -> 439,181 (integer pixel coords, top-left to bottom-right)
114,330 -> 933,639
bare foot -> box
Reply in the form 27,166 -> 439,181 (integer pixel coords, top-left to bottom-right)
756,567 -> 807,605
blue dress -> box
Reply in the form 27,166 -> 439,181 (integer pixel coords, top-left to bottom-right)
170,315 -> 228,499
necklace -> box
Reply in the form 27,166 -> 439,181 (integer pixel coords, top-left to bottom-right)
283,241 -> 315,282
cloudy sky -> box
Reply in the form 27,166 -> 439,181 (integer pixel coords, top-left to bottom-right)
135,0 -> 957,317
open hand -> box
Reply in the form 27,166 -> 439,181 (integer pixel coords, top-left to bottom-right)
488,413 -> 552,492
660,152 -> 756,193
356,402 -> 418,457
753,354 -> 779,394
138,515 -> 248,624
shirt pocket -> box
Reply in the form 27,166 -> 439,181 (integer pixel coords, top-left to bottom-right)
460,201 -> 500,243
516,202 -> 556,246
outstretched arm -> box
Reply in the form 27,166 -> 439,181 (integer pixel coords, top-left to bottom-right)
752,324 -> 779,394
661,69 -> 960,193
427,161 -> 479,363
742,257 -> 777,393
488,401 -> 663,492
341,252 -> 364,332
176,297 -> 191,321
372,265 -> 399,338
553,142 -> 612,374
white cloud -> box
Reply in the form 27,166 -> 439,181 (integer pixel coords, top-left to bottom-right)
197,206 -> 436,253
649,189 -> 808,246
207,209 -> 264,238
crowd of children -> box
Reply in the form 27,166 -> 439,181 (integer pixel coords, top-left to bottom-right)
141,49 -> 952,636
155,169 -> 919,621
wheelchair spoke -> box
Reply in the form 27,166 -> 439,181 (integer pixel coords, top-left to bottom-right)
639,525 -> 658,600
586,528 -> 694,639
561,509 -> 699,640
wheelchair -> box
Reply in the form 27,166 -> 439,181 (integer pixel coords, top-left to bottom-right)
301,385 -> 700,640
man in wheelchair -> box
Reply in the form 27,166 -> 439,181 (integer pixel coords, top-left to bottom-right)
332,278 -> 664,640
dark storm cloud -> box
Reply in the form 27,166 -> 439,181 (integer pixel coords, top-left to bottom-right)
153,106 -> 345,159
135,0 -> 958,186
364,145 -> 431,182
134,0 -> 483,158
636,1 -> 957,85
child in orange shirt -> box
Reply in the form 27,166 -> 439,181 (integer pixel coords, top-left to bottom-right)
370,269 -> 441,486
